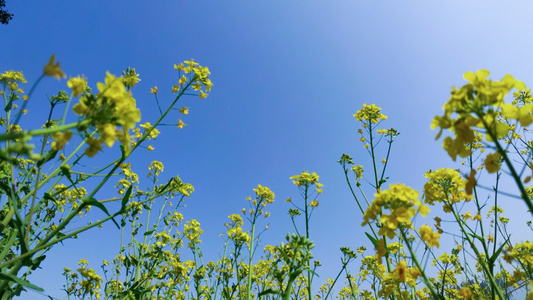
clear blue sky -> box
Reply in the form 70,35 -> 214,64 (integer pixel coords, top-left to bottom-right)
2,1 -> 533,298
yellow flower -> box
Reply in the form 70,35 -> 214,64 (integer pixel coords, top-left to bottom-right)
253,184 -> 275,204
172,85 -> 180,93
376,238 -> 386,264
419,224 -> 440,248
199,92 -> 208,99
51,131 -> 73,151
85,137 -> 103,157
204,79 -> 213,91
351,165 -> 364,179
0,70 -> 27,84
122,68 -> 141,88
178,75 -> 187,85
179,107 -> 189,115
465,169 -> 477,195
290,171 -> 320,186
184,59 -> 198,66
310,200 -> 319,207
43,55 -> 66,80
177,119 -> 186,129
363,183 -> 422,239
67,76 -> 87,97
393,260 -> 408,283
192,81 -> 202,91
151,86 -> 158,94
354,103 -> 388,124
459,287 -> 472,299
485,152 -> 501,173
139,122 -> 160,139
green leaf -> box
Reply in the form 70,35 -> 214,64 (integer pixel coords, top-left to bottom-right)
258,289 -> 279,297
120,185 -> 133,214
365,232 -> 378,248
278,247 -> 290,262
489,236 -> 511,265
37,149 -> 57,168
120,145 -> 126,158
288,269 -> 303,281
4,95 -> 15,112
468,232 -> 483,241
43,192 -> 54,201
0,272 -> 44,292
30,255 -> 46,271
60,166 -> 72,180
144,230 -> 155,236
81,197 -> 119,229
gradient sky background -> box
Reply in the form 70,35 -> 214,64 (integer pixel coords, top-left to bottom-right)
2,1 -> 533,299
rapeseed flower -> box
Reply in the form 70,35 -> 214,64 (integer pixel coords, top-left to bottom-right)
179,107 -> 189,115
484,152 -> 501,173
433,70 -> 526,161
67,76 -> 87,97
43,55 -> 66,80
354,103 -> 388,124
419,224 -> 440,248
423,168 -> 472,206
0,70 -> 27,84
51,131 -> 72,151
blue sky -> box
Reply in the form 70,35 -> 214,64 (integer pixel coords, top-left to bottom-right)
3,1 -> 533,298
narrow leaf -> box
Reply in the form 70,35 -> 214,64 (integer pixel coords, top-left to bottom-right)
0,272 -> 44,292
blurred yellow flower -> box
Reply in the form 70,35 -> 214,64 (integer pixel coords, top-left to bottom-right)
43,54 -> 66,80
67,76 -> 87,97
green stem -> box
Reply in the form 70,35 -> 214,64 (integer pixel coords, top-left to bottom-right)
0,119 -> 90,142
246,217 -> 257,300
448,201 -> 505,299
400,228 -> 442,300
304,184 -> 312,300
479,114 -> 533,216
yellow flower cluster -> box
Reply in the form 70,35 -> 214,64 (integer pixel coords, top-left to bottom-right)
0,70 -> 27,85
174,59 -> 213,99
423,168 -> 473,210
363,184 -> 429,239
503,241 -> 533,265
53,184 -> 88,214
184,219 -> 203,247
147,160 -> 164,177
51,131 -> 73,151
0,70 -> 27,94
418,224 -> 440,248
67,76 -> 88,97
68,259 -> 102,299
290,171 -> 324,194
351,165 -> 364,179
72,71 -> 141,156
432,70 -> 526,162
253,184 -> 275,204
226,214 -> 251,243
353,103 -> 388,124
